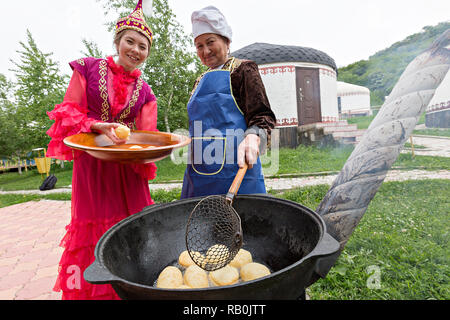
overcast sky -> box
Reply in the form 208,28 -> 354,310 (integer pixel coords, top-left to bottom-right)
1,0 -> 449,80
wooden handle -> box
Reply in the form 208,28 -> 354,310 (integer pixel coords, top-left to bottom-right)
227,164 -> 248,198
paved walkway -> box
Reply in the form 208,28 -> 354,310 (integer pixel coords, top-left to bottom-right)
404,134 -> 450,158
0,134 -> 449,300
0,200 -> 68,300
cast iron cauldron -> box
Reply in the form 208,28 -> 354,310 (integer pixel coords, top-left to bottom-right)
84,195 -> 339,300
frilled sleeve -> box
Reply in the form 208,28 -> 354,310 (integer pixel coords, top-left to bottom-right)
46,70 -> 101,161
130,94 -> 159,181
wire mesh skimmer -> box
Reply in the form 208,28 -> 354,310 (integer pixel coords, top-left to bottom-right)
185,164 -> 248,271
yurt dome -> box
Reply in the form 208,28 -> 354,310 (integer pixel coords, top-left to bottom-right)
425,70 -> 450,128
337,81 -> 370,96
233,43 -> 338,73
337,81 -> 372,119
232,42 -> 339,136
336,81 -> 371,118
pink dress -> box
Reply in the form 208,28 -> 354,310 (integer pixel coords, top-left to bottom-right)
46,57 -> 158,300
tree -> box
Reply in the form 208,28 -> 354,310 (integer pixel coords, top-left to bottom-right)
7,30 -> 68,168
81,38 -> 105,59
0,73 -> 31,173
0,74 -> 18,159
0,73 -> 14,113
98,0 -> 204,132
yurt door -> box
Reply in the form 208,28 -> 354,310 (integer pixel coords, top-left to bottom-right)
295,67 -> 321,125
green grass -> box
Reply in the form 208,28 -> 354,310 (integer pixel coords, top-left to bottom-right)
0,193 -> 71,208
0,162 -> 74,191
413,128 -> 450,138
277,179 -> 449,300
151,156 -> 187,183
403,142 -> 426,149
346,113 -> 449,137
151,188 -> 182,204
265,146 -> 450,176
0,189 -> 183,209
269,184 -> 330,209
347,115 -> 376,129
2,146 -> 450,191
347,113 -> 450,137
262,145 -> 353,175
394,153 -> 450,170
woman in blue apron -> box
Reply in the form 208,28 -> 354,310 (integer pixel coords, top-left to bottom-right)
181,6 -> 276,199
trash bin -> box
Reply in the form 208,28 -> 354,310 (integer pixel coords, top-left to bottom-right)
33,148 -> 52,179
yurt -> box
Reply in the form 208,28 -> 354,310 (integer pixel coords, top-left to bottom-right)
425,70 -> 450,128
233,43 -> 338,147
336,81 -> 371,118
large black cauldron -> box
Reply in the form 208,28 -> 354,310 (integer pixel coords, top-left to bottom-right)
84,195 -> 339,300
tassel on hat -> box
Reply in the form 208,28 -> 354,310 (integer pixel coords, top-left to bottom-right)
142,0 -> 153,18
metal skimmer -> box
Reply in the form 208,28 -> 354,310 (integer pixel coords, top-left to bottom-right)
185,164 -> 247,271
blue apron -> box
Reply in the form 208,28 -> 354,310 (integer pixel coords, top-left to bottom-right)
180,59 -> 266,199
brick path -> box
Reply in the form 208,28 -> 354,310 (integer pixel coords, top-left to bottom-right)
0,200 -> 70,300
404,135 -> 450,158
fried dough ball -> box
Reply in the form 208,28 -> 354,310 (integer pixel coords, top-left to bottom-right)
156,266 -> 183,289
183,265 -> 209,288
178,250 -> 203,268
204,244 -> 230,265
209,265 -> 239,286
240,262 -> 271,282
115,125 -> 130,140
229,249 -> 252,269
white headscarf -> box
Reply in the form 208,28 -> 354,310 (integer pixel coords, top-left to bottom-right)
191,6 -> 233,42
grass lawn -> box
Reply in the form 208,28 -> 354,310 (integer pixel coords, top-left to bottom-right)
347,113 -> 426,130
413,128 -> 450,138
0,189 -> 184,209
347,115 -> 376,129
347,114 -> 450,137
0,193 -> 71,208
0,163 -> 74,192
273,179 -> 450,300
2,145 -> 450,191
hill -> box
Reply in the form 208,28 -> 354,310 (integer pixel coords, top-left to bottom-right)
338,21 -> 450,106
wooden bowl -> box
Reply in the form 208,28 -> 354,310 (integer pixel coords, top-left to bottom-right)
63,130 -> 190,164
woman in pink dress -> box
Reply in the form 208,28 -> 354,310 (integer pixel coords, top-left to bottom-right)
46,0 -> 156,300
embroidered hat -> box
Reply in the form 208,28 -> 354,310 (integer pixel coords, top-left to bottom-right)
191,6 -> 232,42
116,0 -> 153,46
